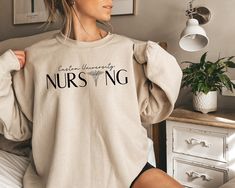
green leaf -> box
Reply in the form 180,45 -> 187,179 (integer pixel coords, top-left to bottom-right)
215,57 -> 227,64
181,61 -> 196,64
218,74 -> 227,83
219,75 -> 233,91
200,52 -> 208,65
228,56 -> 235,61
207,64 -> 216,75
202,85 -> 210,94
181,52 -> 235,94
232,83 -> 235,90
224,61 -> 235,68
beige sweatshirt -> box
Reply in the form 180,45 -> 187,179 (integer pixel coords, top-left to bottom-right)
0,32 -> 182,188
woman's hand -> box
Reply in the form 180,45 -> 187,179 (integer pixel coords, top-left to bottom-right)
13,50 -> 26,69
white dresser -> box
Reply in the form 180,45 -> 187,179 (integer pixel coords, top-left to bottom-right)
166,107 -> 235,188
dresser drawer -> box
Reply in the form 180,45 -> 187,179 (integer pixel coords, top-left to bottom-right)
172,124 -> 227,162
173,158 -> 228,188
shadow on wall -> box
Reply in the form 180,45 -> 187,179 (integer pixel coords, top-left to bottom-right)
176,88 -> 192,108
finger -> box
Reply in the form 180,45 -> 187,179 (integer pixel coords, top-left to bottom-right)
14,51 -> 25,58
19,59 -> 25,68
13,50 -> 26,68
19,59 -> 26,68
13,50 -> 25,54
15,54 -> 26,68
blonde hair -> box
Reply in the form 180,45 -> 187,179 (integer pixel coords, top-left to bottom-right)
44,0 -> 73,36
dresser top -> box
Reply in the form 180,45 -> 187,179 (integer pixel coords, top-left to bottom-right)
167,106 -> 235,129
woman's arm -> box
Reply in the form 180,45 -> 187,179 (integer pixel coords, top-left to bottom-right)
0,50 -> 32,141
133,41 -> 182,125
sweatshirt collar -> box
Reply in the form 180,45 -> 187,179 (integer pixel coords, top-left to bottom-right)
56,31 -> 114,48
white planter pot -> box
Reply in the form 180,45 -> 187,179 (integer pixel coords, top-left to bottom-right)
193,91 -> 217,114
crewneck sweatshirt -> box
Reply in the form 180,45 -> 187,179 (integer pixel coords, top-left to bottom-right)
0,32 -> 182,188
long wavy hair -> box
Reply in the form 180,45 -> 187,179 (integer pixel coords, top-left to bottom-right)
44,0 -> 73,36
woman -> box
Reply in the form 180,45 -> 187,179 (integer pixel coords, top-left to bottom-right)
0,0 -> 183,187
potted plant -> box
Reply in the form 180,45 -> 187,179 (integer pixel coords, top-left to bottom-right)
181,52 -> 235,113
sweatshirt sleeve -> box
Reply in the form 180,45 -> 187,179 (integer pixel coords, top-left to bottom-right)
133,41 -> 182,124
0,49 -> 32,141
